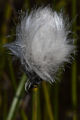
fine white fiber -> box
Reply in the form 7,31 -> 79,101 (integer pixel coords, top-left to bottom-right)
5,6 -> 75,90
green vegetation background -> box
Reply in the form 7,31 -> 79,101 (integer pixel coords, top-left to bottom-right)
0,0 -> 80,120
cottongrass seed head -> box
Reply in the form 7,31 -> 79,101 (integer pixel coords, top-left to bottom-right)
5,6 -> 75,91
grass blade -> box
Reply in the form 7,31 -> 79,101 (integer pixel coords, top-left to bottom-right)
6,74 -> 27,120
42,82 -> 54,120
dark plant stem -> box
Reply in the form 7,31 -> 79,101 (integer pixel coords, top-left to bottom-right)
72,0 -> 77,119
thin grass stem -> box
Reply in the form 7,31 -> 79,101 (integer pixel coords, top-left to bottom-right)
32,88 -> 38,120
6,74 -> 27,120
71,0 -> 77,119
42,82 -> 54,120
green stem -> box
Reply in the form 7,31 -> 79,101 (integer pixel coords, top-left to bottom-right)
42,82 -> 54,120
21,109 -> 28,120
53,83 -> 59,120
6,74 -> 27,120
72,0 -> 77,119
32,88 -> 38,120
8,56 -> 17,92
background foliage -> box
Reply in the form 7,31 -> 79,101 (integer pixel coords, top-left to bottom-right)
0,0 -> 80,120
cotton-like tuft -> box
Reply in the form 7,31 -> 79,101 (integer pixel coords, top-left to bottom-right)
5,7 -> 75,90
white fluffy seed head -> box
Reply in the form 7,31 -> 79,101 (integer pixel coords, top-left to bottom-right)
5,7 -> 75,83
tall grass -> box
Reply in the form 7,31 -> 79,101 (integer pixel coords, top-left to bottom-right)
71,0 -> 77,119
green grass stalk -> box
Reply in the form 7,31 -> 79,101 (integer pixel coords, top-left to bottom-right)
6,74 -> 27,120
53,83 -> 59,120
42,82 -> 54,120
72,0 -> 77,119
32,88 -> 38,120
8,56 -> 17,92
21,109 -> 28,120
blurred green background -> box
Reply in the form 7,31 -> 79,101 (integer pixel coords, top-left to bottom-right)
0,0 -> 80,120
